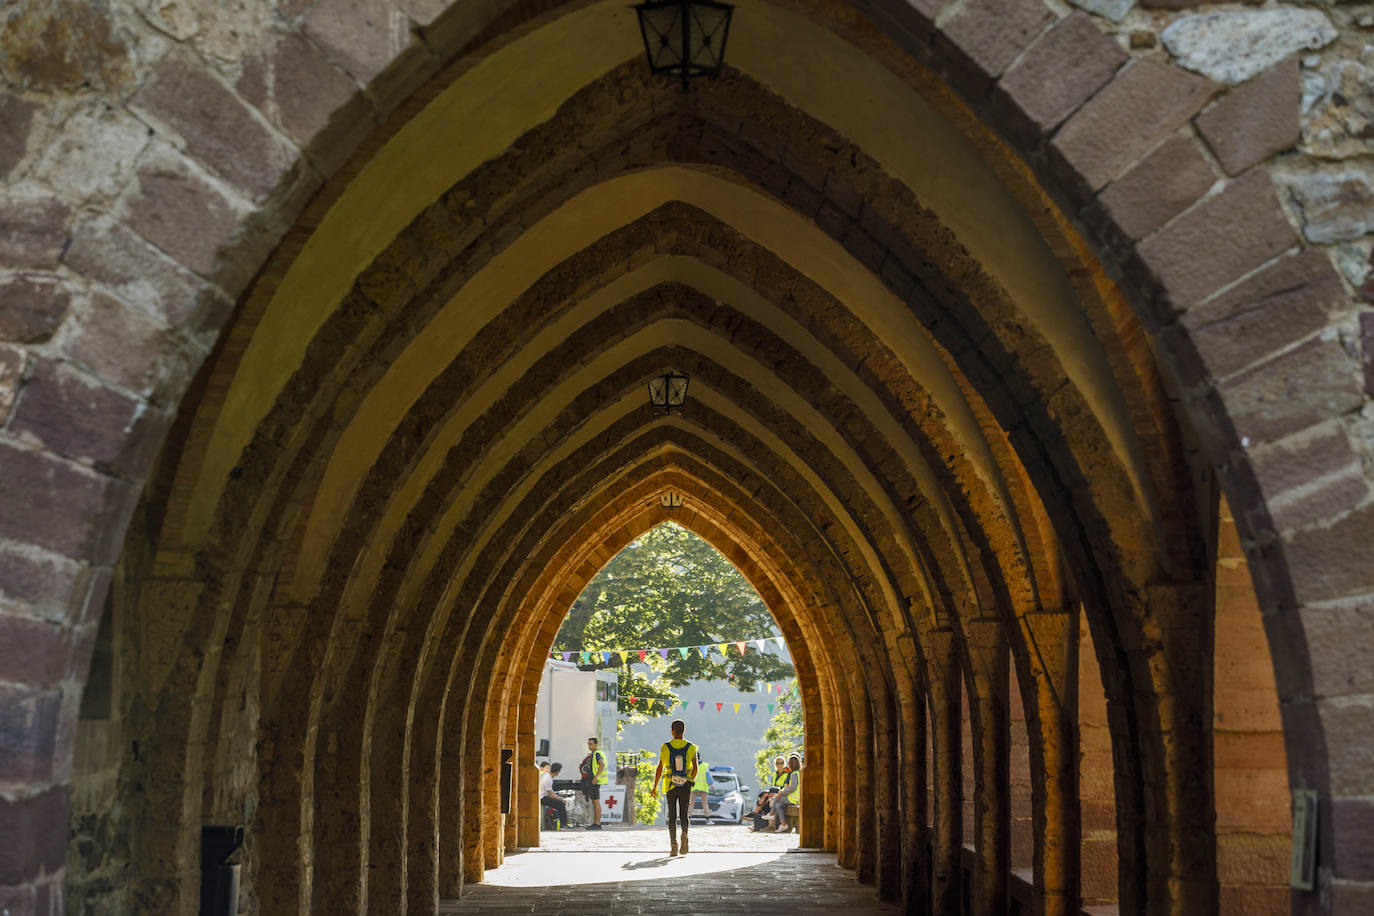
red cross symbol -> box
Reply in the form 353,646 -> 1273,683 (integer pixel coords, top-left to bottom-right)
604,795 -> 619,809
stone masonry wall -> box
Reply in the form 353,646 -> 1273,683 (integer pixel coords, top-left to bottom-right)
2,0 -> 1374,913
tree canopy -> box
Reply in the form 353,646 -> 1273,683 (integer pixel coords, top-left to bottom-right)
554,522 -> 794,722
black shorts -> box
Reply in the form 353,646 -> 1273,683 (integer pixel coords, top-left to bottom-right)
583,779 -> 601,800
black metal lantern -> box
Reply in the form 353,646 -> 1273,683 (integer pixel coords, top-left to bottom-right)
648,371 -> 690,414
634,0 -> 735,91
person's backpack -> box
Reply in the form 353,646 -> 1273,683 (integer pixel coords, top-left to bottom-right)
579,753 -> 593,779
666,741 -> 694,786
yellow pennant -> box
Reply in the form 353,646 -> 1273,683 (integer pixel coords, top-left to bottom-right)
717,643 -> 729,657
732,703 -> 741,714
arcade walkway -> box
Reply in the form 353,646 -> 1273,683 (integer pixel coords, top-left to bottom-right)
442,826 -> 897,914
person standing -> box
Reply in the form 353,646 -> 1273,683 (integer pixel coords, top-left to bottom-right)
580,737 -> 607,830
690,751 -> 711,823
650,719 -> 697,856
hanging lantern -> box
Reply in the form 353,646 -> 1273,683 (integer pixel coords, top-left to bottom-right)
634,1 -> 735,91
648,371 -> 690,415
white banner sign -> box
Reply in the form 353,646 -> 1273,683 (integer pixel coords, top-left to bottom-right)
600,785 -> 627,823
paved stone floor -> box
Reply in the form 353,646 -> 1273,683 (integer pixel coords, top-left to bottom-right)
440,824 -> 898,913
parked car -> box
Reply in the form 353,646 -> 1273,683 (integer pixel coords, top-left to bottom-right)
690,765 -> 752,824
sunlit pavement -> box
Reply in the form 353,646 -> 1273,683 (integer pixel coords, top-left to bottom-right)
441,824 -> 899,913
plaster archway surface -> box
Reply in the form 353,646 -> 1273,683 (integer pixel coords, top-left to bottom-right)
0,0 -> 1366,913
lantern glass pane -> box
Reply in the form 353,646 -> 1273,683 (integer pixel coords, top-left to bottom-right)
666,375 -> 689,406
637,5 -> 684,72
648,376 -> 668,406
688,4 -> 731,72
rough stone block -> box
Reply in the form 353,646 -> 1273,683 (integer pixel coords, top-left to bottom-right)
1188,249 -> 1345,330
997,12 -> 1126,134
1285,169 -> 1374,244
0,274 -> 72,343
940,0 -> 1055,81
60,293 -> 190,402
8,359 -> 144,468
1054,58 -> 1215,191
1181,251 -> 1343,411
304,0 -> 417,86
1161,10 -> 1337,85
132,54 -> 298,202
1363,312 -> 1374,395
1098,135 -> 1215,242
0,438 -> 116,560
0,787 -> 66,884
0,685 -> 61,781
1136,170 -> 1295,311
62,217 -> 219,331
269,30 -> 369,164
1299,598 -> 1374,698
1280,505 -> 1374,607
119,147 -> 248,279
1222,335 -> 1363,448
0,92 -> 34,180
1196,59 -> 1300,176
33,98 -> 151,203
0,614 -> 66,687
0,544 -> 91,623
0,197 -> 70,270
1320,694 -> 1374,794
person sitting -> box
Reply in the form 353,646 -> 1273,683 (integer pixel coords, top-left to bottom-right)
772,755 -> 801,833
540,762 -> 568,829
748,756 -> 789,831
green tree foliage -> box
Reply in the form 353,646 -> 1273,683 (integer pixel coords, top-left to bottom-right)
555,522 -> 794,725
755,678 -> 804,787
632,749 -> 662,825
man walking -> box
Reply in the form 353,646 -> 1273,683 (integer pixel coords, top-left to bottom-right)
580,737 -> 607,829
650,719 -> 697,856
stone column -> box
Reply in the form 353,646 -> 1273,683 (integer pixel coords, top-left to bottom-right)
926,633 -> 962,916
1018,609 -> 1079,916
965,616 -> 1010,916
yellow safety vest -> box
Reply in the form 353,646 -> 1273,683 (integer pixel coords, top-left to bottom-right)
692,761 -> 710,791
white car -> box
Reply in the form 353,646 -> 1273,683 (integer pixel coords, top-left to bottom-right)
691,768 -> 752,824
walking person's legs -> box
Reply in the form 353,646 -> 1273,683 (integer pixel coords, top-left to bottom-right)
666,784 -> 688,855
675,785 -> 691,853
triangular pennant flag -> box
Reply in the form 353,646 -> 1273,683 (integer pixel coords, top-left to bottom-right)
750,703 -> 757,713
776,636 -> 785,647
562,652 -> 572,662
715,702 -> 723,712
638,649 -> 647,664
717,643 -> 729,657
698,701 -> 706,710
681,701 -> 689,711
601,650 -> 611,664
698,645 -> 711,657
736,640 -> 747,656
767,704 -> 774,714
660,648 -> 670,660
754,638 -> 766,652
679,647 -> 690,660
579,651 -> 589,664
732,703 -> 740,714
628,696 -> 637,705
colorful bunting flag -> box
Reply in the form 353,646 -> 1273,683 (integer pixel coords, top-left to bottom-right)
659,648 -> 669,660
715,702 -> 723,712
755,638 -> 766,652
767,704 -> 774,714
750,703 -> 757,714
716,643 -> 728,657
562,652 -> 572,662
679,647 -> 690,660
601,650 -> 612,664
699,701 -> 707,710
638,649 -> 647,664
732,703 -> 740,714
735,640 -> 747,655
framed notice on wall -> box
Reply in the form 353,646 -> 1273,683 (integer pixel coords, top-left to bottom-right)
1290,788 -> 1318,891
